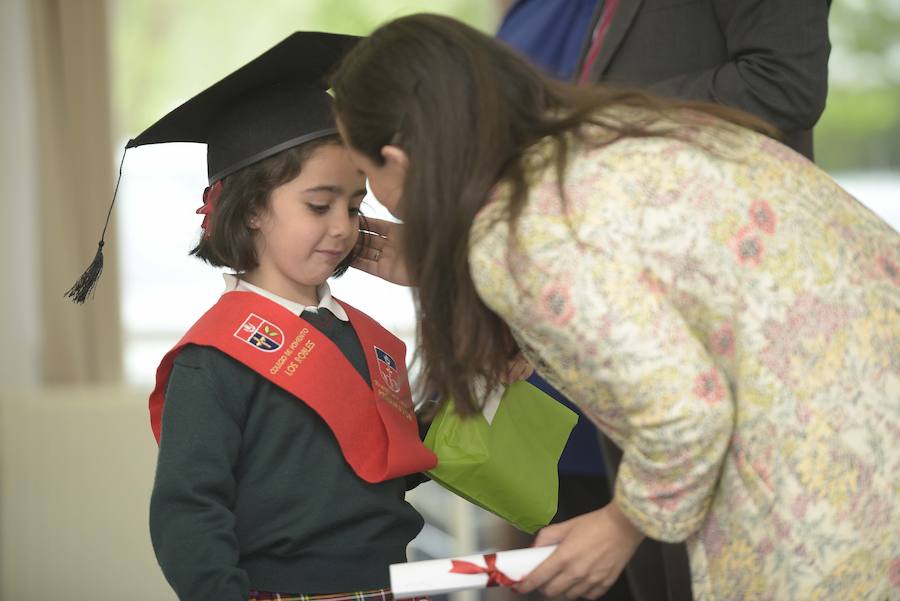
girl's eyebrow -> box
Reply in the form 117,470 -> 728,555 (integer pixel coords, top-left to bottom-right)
303,185 -> 343,193
303,185 -> 368,198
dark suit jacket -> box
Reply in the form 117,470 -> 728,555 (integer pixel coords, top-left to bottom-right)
577,0 -> 831,160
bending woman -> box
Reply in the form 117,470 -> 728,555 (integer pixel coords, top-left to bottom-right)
333,13 -> 899,601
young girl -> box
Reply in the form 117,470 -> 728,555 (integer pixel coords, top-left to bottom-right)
138,33 -> 436,601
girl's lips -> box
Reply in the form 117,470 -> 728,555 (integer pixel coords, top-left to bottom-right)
317,249 -> 346,259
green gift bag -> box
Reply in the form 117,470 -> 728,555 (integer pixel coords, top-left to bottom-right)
423,380 -> 578,533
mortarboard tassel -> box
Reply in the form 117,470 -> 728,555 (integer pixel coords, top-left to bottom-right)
65,143 -> 131,304
65,239 -> 106,304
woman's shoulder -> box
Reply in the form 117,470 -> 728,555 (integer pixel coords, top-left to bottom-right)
575,105 -> 757,159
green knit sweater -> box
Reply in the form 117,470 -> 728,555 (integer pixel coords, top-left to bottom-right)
149,343 -> 424,601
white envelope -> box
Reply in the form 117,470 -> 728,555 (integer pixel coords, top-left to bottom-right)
390,545 -> 557,599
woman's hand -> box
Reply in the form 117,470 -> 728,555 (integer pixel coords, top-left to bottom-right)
353,217 -> 412,286
499,352 -> 534,385
517,501 -> 645,599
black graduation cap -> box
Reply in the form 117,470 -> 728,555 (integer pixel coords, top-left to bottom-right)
66,31 -> 360,303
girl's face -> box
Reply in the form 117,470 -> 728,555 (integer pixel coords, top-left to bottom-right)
248,143 -> 366,304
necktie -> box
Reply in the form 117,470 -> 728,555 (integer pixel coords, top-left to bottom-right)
300,307 -> 338,335
301,307 -> 372,386
578,0 -> 620,84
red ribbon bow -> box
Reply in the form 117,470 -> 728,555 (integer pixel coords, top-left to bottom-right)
449,553 -> 519,588
196,180 -> 223,237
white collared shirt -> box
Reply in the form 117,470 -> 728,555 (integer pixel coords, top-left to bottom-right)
222,274 -> 349,321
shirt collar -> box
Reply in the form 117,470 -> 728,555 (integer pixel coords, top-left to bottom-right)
222,274 -> 349,321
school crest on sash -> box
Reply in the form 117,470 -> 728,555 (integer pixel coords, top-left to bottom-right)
374,346 -> 402,392
234,313 -> 283,352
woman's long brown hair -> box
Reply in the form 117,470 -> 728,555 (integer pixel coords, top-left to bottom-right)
332,13 -> 774,414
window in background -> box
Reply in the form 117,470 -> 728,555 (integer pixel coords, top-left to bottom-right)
817,0 -> 900,235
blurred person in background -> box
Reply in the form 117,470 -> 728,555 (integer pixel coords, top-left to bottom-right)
575,0 -> 831,160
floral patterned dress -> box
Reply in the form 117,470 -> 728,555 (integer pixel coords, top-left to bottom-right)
468,116 -> 900,600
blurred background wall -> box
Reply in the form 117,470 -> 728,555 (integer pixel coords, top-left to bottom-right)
1,1 -> 897,600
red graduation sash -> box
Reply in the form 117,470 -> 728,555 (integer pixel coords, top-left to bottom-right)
149,291 -> 437,483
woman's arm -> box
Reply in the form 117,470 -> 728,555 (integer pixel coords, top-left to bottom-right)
517,500 -> 644,599
476,230 -> 735,540
469,189 -> 735,596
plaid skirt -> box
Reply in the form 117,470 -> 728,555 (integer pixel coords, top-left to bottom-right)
248,588 -> 428,601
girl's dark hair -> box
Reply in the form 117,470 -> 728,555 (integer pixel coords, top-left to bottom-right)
191,134 -> 363,277
332,13 -> 775,414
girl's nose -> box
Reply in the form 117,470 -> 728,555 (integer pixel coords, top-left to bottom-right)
330,212 -> 353,238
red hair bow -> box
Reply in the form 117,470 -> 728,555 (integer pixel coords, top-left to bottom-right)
196,180 -> 223,237
449,553 -> 519,588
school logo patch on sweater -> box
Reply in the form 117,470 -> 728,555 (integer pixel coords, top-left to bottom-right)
234,314 -> 283,352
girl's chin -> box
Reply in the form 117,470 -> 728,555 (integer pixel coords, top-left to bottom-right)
301,270 -> 339,287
